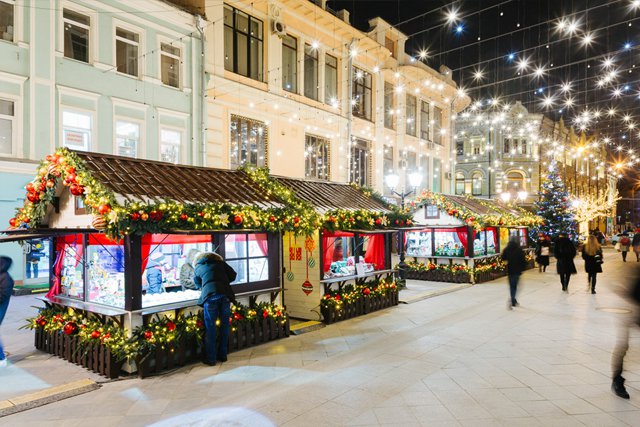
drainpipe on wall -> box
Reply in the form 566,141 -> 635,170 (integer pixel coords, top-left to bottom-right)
196,15 -> 207,167
346,39 -> 355,183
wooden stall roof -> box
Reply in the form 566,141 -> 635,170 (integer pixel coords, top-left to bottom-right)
421,193 -> 530,221
74,151 -> 283,208
272,176 -> 392,213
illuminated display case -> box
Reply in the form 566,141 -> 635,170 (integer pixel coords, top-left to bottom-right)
322,232 -> 388,279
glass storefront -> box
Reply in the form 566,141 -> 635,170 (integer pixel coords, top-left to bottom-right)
24,238 -> 51,284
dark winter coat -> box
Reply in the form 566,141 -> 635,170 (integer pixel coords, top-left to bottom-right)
194,253 -> 237,306
582,248 -> 603,274
535,240 -> 551,266
0,256 -> 14,322
554,237 -> 577,274
501,241 -> 527,275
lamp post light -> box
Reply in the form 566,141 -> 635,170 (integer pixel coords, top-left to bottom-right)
500,191 -> 511,203
517,190 -> 528,202
385,171 -> 422,280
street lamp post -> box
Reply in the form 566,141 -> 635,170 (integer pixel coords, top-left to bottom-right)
386,171 -> 422,280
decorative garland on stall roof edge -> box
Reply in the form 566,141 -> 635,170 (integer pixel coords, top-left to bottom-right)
408,189 -> 543,230
7,148 -> 413,239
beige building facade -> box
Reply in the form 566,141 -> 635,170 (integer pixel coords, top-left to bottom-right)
198,0 -> 469,196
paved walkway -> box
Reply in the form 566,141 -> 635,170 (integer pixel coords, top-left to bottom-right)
1,247 -> 639,426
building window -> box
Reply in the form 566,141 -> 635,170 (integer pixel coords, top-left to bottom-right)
115,27 -> 139,77
224,233 -> 269,284
304,44 -> 318,100
352,67 -> 372,121
0,0 -> 14,42
405,151 -> 418,186
324,54 -> 337,104
433,106 -> 443,145
506,171 -> 525,192
472,172 -> 482,195
424,205 -> 439,219
383,144 -> 394,175
385,36 -> 396,58
62,110 -> 92,151
230,115 -> 267,168
160,43 -> 180,88
456,139 -> 464,156
305,134 -> 330,180
0,98 -> 14,155
420,101 -> 430,140
384,82 -> 395,129
281,34 -> 297,92
115,120 -> 140,158
473,142 -> 481,155
350,138 -> 370,186
455,172 -> 464,195
160,128 -> 181,163
63,9 -> 90,63
432,159 -> 441,192
223,4 -> 263,81
406,95 -> 417,136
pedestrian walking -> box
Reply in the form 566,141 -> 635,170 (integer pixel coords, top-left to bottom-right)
501,236 -> 527,309
535,235 -> 551,272
611,266 -> 640,399
617,232 -> 631,262
632,229 -> 640,262
554,233 -> 577,292
581,235 -> 603,294
194,252 -> 237,366
0,256 -> 14,367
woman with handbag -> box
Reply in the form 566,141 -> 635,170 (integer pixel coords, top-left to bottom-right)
582,235 -> 603,294
535,235 -> 551,272
619,232 -> 631,262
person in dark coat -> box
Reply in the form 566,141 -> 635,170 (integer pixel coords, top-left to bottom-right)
554,233 -> 577,292
631,230 -> 640,262
501,237 -> 527,309
581,235 -> 603,294
194,252 -> 237,366
0,256 -> 14,367
535,235 -> 551,272
145,252 -> 166,294
619,232 -> 631,262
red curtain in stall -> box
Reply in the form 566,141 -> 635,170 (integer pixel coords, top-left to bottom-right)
446,227 -> 471,256
364,234 -> 385,270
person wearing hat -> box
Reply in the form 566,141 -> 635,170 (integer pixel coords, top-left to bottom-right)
146,251 -> 166,294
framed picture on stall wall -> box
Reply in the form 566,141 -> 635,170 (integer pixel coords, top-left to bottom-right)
424,204 -> 439,219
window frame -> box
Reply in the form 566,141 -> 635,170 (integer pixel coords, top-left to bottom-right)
159,39 -> 182,89
424,205 -> 440,219
472,172 -> 483,196
349,138 -> 371,186
0,0 -> 15,43
229,114 -> 268,169
223,4 -> 264,82
455,172 -> 465,195
352,66 -> 372,121
420,100 -> 430,140
114,24 -> 141,78
61,107 -> 93,152
304,134 -> 330,180
281,34 -> 297,93
324,53 -> 338,105
62,7 -> 91,63
433,105 -> 443,145
114,118 -> 142,158
159,126 -> 183,164
406,94 -> 417,136
384,82 -> 395,130
304,43 -> 319,100
0,96 -> 16,156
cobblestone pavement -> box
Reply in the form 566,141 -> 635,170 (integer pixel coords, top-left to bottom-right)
1,247 -> 639,426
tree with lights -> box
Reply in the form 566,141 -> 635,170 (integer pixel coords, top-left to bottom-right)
572,189 -> 619,228
533,162 -> 577,241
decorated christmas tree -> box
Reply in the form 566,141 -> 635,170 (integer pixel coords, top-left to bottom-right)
533,162 -> 577,241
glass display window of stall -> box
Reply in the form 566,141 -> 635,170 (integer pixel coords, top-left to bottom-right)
473,229 -> 497,256
224,233 -> 269,285
59,234 -> 85,300
433,230 -> 464,257
142,234 -> 214,308
507,228 -> 528,246
86,234 -> 125,308
24,238 -> 51,283
406,229 -> 433,257
323,234 -> 357,278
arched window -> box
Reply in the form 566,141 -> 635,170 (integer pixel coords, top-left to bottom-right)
455,172 -> 465,195
472,172 -> 483,196
506,171 -> 525,192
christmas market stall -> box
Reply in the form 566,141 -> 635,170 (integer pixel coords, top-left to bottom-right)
242,173 -> 410,324
403,191 -> 542,283
2,149 -> 303,378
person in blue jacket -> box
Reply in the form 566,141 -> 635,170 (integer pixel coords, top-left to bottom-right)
145,252 -> 166,294
194,252 -> 237,366
0,256 -> 14,367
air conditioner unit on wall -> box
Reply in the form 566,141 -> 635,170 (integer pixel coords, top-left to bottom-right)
272,19 -> 287,37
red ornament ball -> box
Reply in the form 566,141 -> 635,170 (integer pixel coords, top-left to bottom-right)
180,213 -> 188,221
69,183 -> 84,196
130,212 -> 141,221
45,180 -> 55,189
8,218 -> 16,227
375,218 -> 382,225
269,215 -> 276,222
25,183 -> 34,192
233,215 -> 243,225
98,204 -> 111,215
90,330 -> 101,339
144,331 -> 153,340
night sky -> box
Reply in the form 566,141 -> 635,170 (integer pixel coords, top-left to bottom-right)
329,0 -> 640,150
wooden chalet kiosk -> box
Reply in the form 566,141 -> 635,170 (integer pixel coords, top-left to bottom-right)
402,191 -> 540,283
271,177 -> 401,323
1,150 -> 297,377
